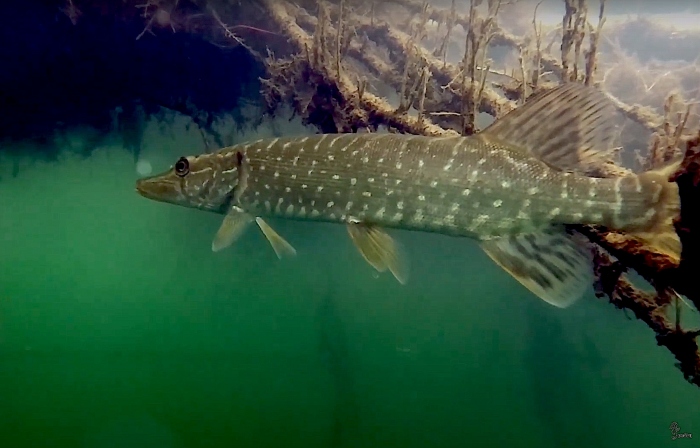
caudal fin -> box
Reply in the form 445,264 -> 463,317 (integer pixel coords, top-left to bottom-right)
628,158 -> 682,261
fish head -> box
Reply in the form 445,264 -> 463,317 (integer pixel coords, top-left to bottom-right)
136,154 -> 238,212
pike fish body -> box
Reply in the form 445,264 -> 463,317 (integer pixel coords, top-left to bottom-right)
136,84 -> 680,308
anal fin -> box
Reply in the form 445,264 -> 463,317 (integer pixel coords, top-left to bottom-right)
480,229 -> 593,308
212,205 -> 254,252
346,221 -> 409,285
255,217 -> 297,259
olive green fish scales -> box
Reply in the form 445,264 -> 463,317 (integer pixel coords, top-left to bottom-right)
136,83 -> 681,308
211,134 -> 651,240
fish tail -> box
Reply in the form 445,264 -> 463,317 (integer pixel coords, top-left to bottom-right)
628,158 -> 683,261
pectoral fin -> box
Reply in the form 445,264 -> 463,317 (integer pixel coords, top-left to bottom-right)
347,221 -> 409,285
212,205 -> 254,252
480,228 -> 593,308
255,217 -> 297,259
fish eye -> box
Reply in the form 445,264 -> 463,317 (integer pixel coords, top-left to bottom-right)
174,157 -> 190,177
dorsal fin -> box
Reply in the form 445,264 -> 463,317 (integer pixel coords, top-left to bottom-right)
480,83 -> 617,173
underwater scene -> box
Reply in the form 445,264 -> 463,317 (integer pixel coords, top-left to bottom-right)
2,0 -> 700,447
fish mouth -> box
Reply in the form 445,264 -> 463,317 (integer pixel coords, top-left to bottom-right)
135,176 -> 175,202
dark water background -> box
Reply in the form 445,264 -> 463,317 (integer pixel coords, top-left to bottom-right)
1,1 -> 698,447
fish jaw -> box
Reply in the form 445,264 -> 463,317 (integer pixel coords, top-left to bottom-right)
136,174 -> 182,204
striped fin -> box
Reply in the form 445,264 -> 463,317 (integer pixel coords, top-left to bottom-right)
346,221 -> 409,285
255,217 -> 297,259
480,83 -> 616,173
480,228 -> 593,308
212,206 -> 297,259
212,205 -> 254,252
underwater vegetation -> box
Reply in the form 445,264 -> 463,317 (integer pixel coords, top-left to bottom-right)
6,0 -> 700,389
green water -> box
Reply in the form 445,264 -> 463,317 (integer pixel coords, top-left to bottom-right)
0,116 -> 697,447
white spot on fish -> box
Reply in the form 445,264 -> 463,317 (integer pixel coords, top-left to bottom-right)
413,209 -> 424,222
274,171 -> 280,178
528,187 -> 539,195
285,205 -> 294,215
350,178 -> 357,186
291,174 -> 297,180
462,189 -> 471,196
430,181 -> 438,188
285,187 -> 291,193
585,200 -> 595,208
396,162 -> 403,169
450,203 -> 459,212
477,158 -> 486,165
328,155 -> 335,161
444,214 -> 455,225
470,214 -> 489,230
501,181 -> 510,188
311,210 -> 321,218
393,213 -> 403,222
493,200 -> 503,208
332,174 -> 340,180
362,191 -> 372,197
345,202 -> 353,211
549,208 -> 561,217
317,186 -> 324,192
327,201 -> 334,208
418,195 -> 426,201
299,206 -> 306,216
302,184 -> 308,189
312,160 -> 317,166
329,213 -> 337,220
368,178 -> 375,182
264,184 -> 270,190
498,218 -> 515,229
419,160 -> 424,168
387,189 -> 394,195
573,212 -> 584,220
395,179 -> 402,185
362,156 -> 369,163
376,207 -> 386,218
397,201 -> 404,210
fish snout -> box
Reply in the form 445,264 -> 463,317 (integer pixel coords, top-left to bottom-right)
136,177 -> 176,202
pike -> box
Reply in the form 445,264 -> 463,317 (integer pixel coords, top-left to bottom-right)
136,83 -> 681,308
